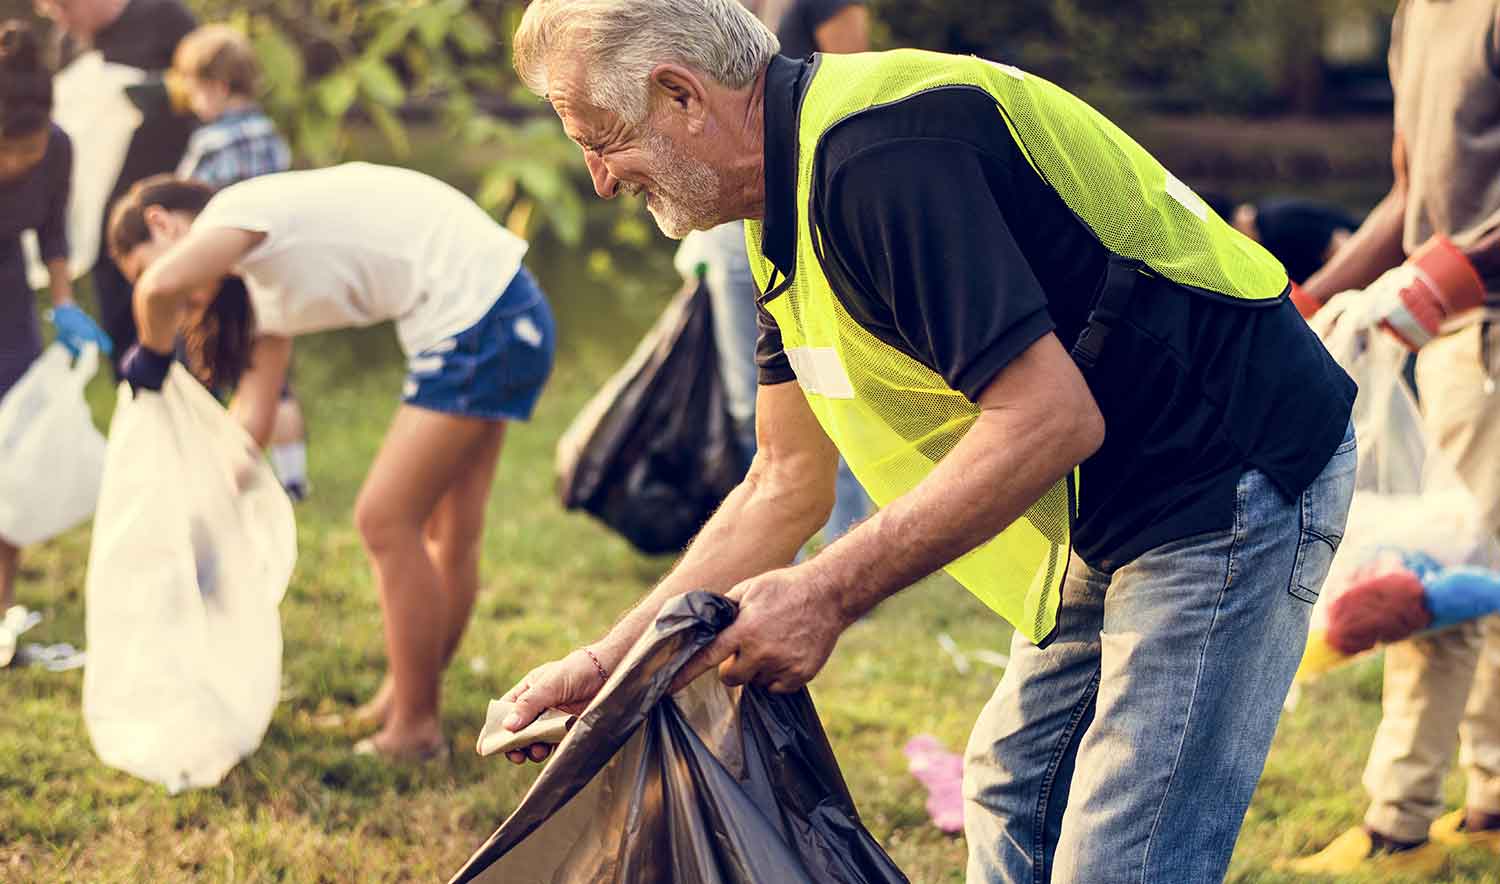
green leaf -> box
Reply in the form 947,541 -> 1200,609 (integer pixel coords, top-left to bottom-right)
451,12 -> 492,56
297,109 -> 339,165
357,61 -> 406,106
365,13 -> 416,60
253,23 -> 305,102
546,189 -> 585,245
315,71 -> 359,118
476,167 -> 517,210
365,102 -> 410,157
414,4 -> 453,49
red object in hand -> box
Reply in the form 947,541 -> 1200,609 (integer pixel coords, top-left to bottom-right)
1324,566 -> 1433,656
1378,234 -> 1487,350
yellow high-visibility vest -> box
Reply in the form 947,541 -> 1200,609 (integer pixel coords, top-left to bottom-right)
746,49 -> 1287,643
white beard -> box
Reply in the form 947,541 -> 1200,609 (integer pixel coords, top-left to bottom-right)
640,131 -> 724,239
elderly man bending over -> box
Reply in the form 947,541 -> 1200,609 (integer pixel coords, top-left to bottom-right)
499,3 -> 1357,882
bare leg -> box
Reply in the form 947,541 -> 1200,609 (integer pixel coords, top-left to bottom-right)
352,406 -> 499,758
0,540 -> 17,611
427,423 -> 507,666
269,396 -> 310,500
353,423 -> 505,727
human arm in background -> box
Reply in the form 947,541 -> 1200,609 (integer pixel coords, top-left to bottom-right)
1304,128 -> 1492,347
131,226 -> 260,354
230,335 -> 292,448
36,132 -> 112,355
1301,129 -> 1410,304
812,3 -> 870,53
121,225 -> 261,392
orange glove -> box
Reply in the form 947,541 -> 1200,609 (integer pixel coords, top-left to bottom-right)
1372,234 -> 1487,350
1289,281 -> 1321,319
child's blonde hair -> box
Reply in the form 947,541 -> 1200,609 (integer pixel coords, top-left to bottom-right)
173,24 -> 261,98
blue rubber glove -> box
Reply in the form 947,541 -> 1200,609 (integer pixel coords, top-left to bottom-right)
49,304 -> 115,358
1422,567 -> 1500,631
119,343 -> 173,394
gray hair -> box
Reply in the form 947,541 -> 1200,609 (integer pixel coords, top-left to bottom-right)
514,0 -> 780,122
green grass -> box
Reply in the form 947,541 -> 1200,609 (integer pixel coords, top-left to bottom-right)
2,126 -> 1495,882
5,240 -> 1496,883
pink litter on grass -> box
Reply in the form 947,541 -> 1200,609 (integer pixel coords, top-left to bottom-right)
904,734 -> 965,834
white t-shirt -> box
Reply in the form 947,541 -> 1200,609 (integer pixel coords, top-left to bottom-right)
192,163 -> 529,355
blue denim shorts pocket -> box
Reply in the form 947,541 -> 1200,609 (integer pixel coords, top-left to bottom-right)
1288,422 -> 1358,604
402,267 -> 555,422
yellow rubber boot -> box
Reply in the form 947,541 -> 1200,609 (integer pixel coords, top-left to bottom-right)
1276,826 -> 1447,876
1430,809 -> 1500,855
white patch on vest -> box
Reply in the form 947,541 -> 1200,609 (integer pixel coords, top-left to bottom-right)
1164,173 -> 1208,220
785,347 -> 856,399
984,59 -> 1027,80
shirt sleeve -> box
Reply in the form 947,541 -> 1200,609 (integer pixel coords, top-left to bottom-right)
188,149 -> 238,190
36,130 -> 72,262
817,138 -> 1055,402
756,301 -> 796,385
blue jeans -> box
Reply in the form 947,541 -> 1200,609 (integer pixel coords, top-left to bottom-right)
963,424 -> 1356,883
684,222 -> 873,539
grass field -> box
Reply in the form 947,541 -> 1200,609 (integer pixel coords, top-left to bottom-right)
2,131 -> 1496,883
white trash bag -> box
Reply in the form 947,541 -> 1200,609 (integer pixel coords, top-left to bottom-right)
0,344 -> 106,547
1315,317 -> 1499,630
83,366 -> 296,793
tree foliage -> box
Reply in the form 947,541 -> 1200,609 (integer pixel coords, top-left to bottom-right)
869,0 -> 1400,113
185,0 -> 586,245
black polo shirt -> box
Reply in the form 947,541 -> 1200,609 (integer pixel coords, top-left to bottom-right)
753,55 -> 1357,571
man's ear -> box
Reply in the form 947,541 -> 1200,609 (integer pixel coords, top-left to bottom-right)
648,63 -> 709,133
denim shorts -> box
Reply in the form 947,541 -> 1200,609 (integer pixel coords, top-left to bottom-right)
402,267 -> 555,422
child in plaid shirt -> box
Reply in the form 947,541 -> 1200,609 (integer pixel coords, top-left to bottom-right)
170,24 -> 309,500
172,25 -> 290,187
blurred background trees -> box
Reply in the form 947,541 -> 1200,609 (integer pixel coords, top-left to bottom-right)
1,0 -> 1405,236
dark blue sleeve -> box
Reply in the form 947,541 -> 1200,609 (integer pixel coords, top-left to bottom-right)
755,301 -> 795,385
36,128 -> 72,262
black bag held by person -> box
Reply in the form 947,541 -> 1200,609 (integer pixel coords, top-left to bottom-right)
450,592 -> 909,884
556,275 -> 749,554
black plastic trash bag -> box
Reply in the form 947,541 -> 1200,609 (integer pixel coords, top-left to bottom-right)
555,277 -> 749,554
450,592 -> 909,884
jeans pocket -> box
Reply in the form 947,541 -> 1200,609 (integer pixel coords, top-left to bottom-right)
1288,424 -> 1357,604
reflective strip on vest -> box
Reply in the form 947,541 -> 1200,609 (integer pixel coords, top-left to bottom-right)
745,50 -> 1288,643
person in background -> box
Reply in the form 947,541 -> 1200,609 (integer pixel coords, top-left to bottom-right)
0,19 -> 111,612
1202,193 -> 1360,285
1284,0 -> 1500,875
109,165 -> 554,761
169,23 -> 310,501
678,0 -> 872,546
35,0 -> 197,378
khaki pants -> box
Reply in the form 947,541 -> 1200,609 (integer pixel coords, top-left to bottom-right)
1363,322 -> 1500,842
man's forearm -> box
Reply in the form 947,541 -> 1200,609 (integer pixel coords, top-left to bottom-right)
593,461 -> 833,666
804,398 -> 1101,626
1303,188 -> 1408,302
